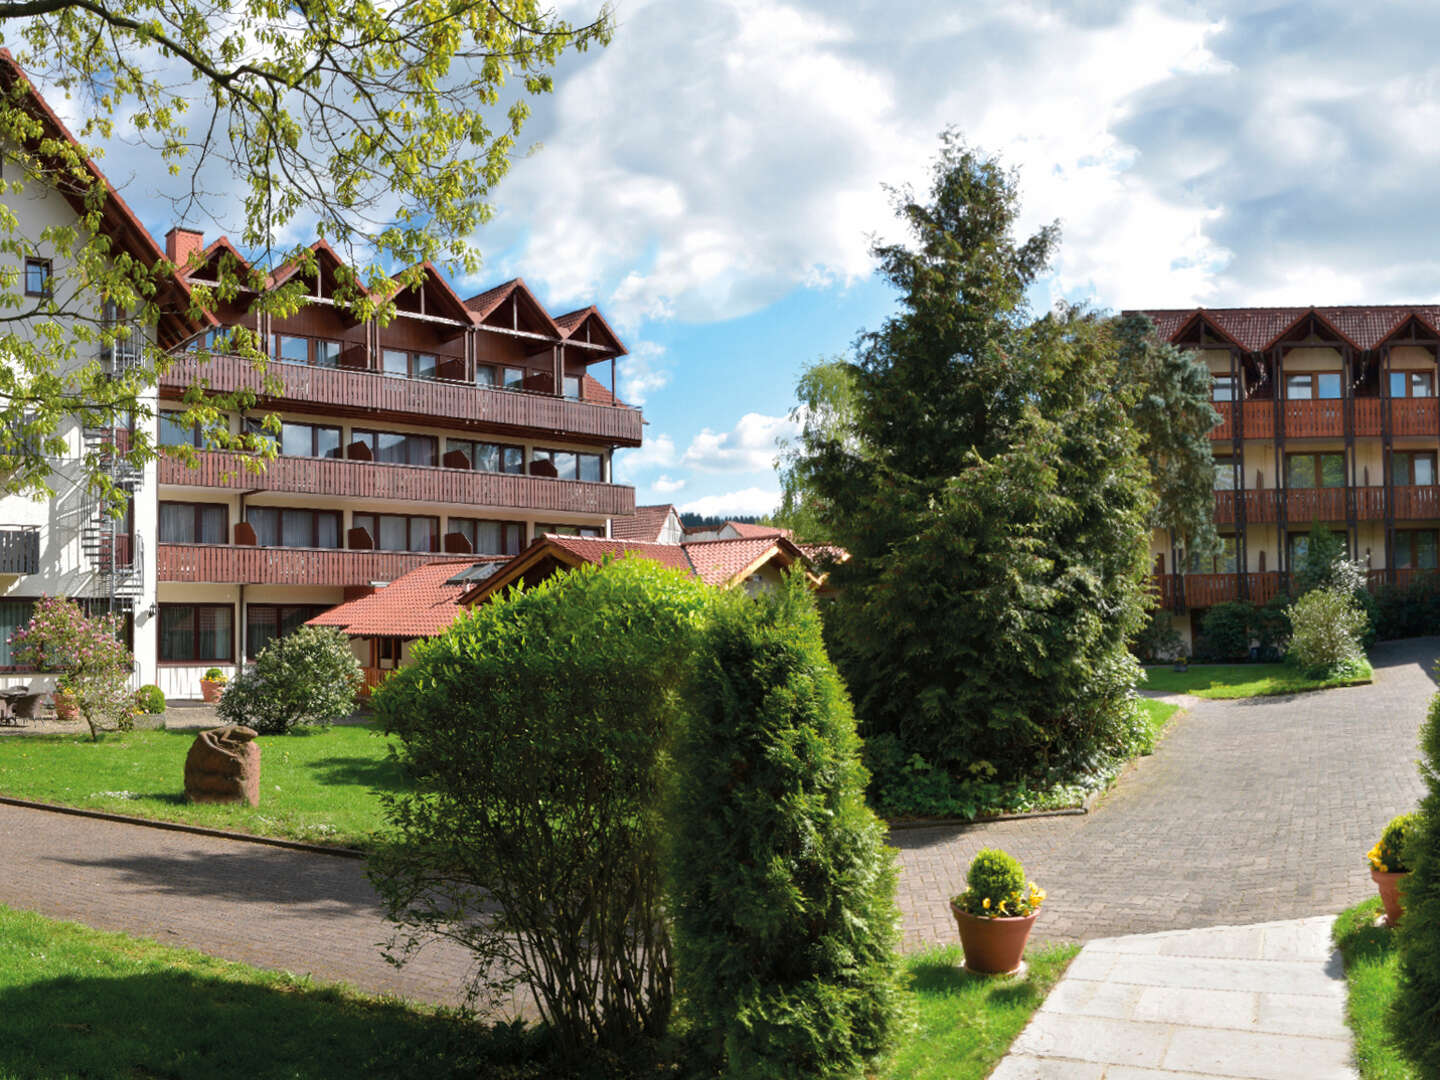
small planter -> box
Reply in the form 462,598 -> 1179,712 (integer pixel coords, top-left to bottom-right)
1171,660 -> 1188,673
951,903 -> 1038,975
1372,868 -> 1409,928
51,690 -> 79,723
199,679 -> 225,704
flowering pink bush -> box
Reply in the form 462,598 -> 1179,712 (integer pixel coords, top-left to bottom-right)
9,596 -> 134,740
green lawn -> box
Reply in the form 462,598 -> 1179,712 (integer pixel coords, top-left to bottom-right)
1141,661 -> 1374,699
0,903 -> 1074,1080
0,725 -> 401,848
1333,896 -> 1415,1080
881,943 -> 1078,1079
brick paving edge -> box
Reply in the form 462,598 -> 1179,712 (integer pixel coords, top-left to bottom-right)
886,803 -> 1089,831
0,794 -> 367,859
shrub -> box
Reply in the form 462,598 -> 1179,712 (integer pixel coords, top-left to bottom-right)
669,574 -> 905,1080
1393,683 -> 1440,1072
369,559 -> 712,1060
952,848 -> 1045,919
217,626 -> 360,734
1133,607 -> 1185,663
9,596 -> 134,741
1197,601 -> 1254,661
134,684 -> 166,715
1370,812 -> 1422,875
1286,586 -> 1367,677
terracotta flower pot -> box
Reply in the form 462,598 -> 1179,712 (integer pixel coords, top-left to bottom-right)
1372,868 -> 1409,928
199,679 -> 225,704
51,690 -> 78,723
951,903 -> 1038,975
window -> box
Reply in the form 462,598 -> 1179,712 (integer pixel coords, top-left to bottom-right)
158,411 -> 202,448
1391,451 -> 1437,487
1285,372 -> 1343,400
535,523 -> 603,539
1390,371 -> 1434,398
159,604 -> 234,663
1211,375 -> 1236,403
1287,531 -> 1348,567
158,502 -> 228,544
274,335 -> 309,364
375,637 -> 402,670
532,448 -> 603,481
246,507 -> 341,548
448,518 -> 525,556
351,429 -> 437,467
1213,457 -> 1237,491
502,366 -> 526,390
1396,531 -> 1440,571
475,364 -> 496,387
0,599 -> 34,667
381,349 -> 438,379
352,512 -> 438,552
1188,536 -> 1238,574
1285,453 -> 1345,489
563,374 -> 582,400
245,604 -> 331,659
445,439 -> 524,474
316,340 -> 343,367
23,258 -> 51,297
245,418 -> 342,458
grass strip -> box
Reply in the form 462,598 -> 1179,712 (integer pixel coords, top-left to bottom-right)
1142,661 -> 1374,699
1332,896 -> 1415,1080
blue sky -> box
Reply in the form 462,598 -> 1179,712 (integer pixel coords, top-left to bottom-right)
56,0 -> 1440,516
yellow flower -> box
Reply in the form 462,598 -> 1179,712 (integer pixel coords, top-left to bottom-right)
982,897 -> 990,909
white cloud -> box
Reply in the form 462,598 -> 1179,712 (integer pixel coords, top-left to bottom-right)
616,340 -> 670,404
680,487 -> 782,519
613,433 -> 676,482
652,475 -> 686,493
681,412 -> 798,473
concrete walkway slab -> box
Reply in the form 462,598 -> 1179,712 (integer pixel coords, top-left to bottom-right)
993,916 -> 1357,1079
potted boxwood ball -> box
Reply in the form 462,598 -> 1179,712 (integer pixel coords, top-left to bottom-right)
950,847 -> 1046,975
1368,811 -> 1420,927
199,667 -> 228,704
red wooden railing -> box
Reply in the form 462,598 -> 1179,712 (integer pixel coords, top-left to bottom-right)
156,543 -> 467,586
1214,486 -> 1440,524
160,353 -> 644,446
1154,572 -> 1283,609
160,451 -> 635,516
1211,398 -> 1438,440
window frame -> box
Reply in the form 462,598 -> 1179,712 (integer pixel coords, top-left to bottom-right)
158,500 -> 229,545
534,523 -> 603,540
1284,371 -> 1344,401
244,603 -> 332,660
158,410 -> 203,449
532,447 -> 604,482
1284,451 -> 1346,490
380,348 -> 441,380
445,438 -> 525,474
23,257 -> 51,298
158,603 -> 235,664
1211,375 -> 1237,404
1188,535 -> 1238,574
1389,370 -> 1434,399
245,506 -> 342,549
447,517 -> 526,556
350,428 -> 438,468
1213,456 -> 1237,491
352,512 -> 440,552
1391,450 -> 1438,487
245,417 -> 343,459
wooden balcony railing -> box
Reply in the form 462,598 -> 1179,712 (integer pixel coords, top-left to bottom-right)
1214,485 -> 1440,524
160,353 -> 643,446
1153,572 -> 1283,609
160,451 -> 635,517
1211,398 -> 1439,440
157,542 -> 469,586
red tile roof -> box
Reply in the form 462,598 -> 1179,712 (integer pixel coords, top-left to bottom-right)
724,521 -> 790,539
307,558 -> 502,638
464,277 -> 523,321
611,504 -> 679,542
461,277 -> 565,338
1139,305 -> 1440,352
544,535 -> 696,574
682,536 -> 791,587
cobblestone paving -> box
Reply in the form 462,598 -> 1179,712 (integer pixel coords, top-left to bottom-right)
892,637 -> 1438,949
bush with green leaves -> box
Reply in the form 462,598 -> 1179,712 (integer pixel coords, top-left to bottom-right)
1370,812 -> 1422,875
369,558 -> 712,1060
217,626 -> 361,735
1393,685 -> 1440,1073
8,596 -> 134,741
668,575 -> 905,1080
1134,607 -> 1186,663
952,848 -> 1045,919
1195,601 -> 1255,662
1285,586 -> 1367,678
134,684 -> 166,715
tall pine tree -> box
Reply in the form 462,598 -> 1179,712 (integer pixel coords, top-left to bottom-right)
801,135 -> 1155,782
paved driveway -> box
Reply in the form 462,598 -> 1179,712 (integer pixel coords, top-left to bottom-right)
892,636 -> 1437,948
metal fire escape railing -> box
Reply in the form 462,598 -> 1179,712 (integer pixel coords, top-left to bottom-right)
79,329 -> 144,613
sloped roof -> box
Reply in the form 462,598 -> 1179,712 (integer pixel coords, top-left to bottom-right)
553,304 -> 627,357
548,535 -> 695,573
1140,305 -> 1440,352
726,521 -> 791,539
462,277 -> 564,338
683,536 -> 807,587
307,559 -> 500,638
611,504 -> 679,542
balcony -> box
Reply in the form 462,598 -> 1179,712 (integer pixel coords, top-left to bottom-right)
1214,486 -> 1440,524
1153,572 -> 1283,610
160,353 -> 643,447
157,542 -> 469,586
0,527 -> 39,575
160,451 -> 635,517
1211,398 -> 1439,441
